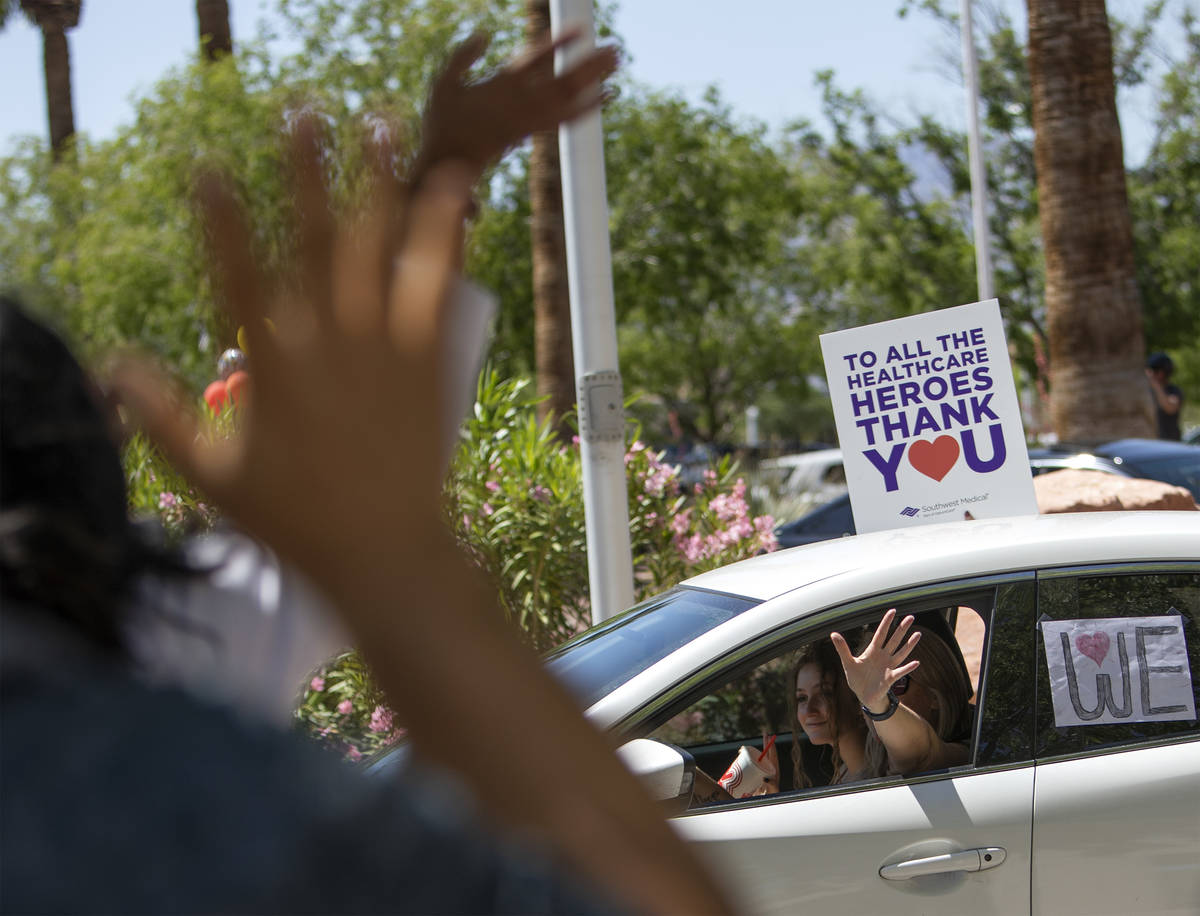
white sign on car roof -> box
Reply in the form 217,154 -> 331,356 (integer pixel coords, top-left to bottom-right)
820,299 -> 1037,533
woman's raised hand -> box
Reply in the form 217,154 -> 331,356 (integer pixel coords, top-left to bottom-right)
831,609 -> 922,714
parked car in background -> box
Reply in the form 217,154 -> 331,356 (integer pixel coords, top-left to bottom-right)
775,439 -> 1200,549
372,512 -> 1200,914
1028,438 -> 1200,500
752,447 -> 846,518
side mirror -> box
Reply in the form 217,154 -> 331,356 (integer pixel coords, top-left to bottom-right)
616,738 -> 695,815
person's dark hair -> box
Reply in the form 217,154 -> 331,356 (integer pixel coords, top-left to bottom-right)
1147,352 -> 1175,376
1,297 -> 145,655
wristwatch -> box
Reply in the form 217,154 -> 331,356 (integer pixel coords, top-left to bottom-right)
862,689 -> 900,722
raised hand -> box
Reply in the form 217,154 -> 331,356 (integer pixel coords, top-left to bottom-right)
109,85 -> 730,914
831,609 -> 922,714
413,29 -> 619,186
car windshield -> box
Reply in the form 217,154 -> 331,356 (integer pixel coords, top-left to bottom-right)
1123,451 -> 1200,500
544,588 -> 760,708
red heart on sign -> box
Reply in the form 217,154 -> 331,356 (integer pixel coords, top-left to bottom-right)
1075,631 -> 1110,666
907,436 -> 960,481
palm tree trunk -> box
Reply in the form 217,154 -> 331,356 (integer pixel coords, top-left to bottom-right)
40,22 -> 73,158
195,0 -> 232,61
1026,0 -> 1154,443
21,1 -> 81,161
525,0 -> 576,438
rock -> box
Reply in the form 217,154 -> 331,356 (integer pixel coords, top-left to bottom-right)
1033,469 -> 1198,514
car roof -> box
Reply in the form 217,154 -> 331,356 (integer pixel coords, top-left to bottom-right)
758,447 -> 843,470
685,510 -> 1200,602
1092,438 -> 1200,461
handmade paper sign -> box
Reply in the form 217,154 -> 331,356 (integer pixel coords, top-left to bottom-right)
1042,616 -> 1195,728
819,300 -> 1037,533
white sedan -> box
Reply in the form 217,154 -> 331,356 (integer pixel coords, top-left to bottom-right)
540,511 -> 1200,915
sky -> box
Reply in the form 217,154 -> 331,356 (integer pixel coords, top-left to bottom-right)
0,1 -> 1192,164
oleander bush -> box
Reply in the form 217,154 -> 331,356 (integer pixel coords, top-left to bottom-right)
125,371 -> 776,759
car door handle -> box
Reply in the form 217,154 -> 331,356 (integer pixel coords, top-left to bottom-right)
879,847 -> 1006,881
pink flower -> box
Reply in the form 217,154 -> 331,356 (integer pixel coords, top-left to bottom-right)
310,676 -> 325,692
462,513 -> 472,531
485,480 -> 500,492
679,534 -> 706,565
369,705 -> 394,733
345,746 -> 363,761
481,502 -> 494,517
669,510 -> 691,536
529,484 -> 551,502
754,516 -> 779,552
337,699 -> 353,715
157,491 -> 178,509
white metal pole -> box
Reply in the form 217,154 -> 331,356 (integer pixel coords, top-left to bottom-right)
961,0 -> 995,300
549,0 -> 635,624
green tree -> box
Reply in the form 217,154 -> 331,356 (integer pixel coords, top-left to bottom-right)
785,74 -> 978,331
0,54 -> 296,382
0,0 -> 528,387
603,89 -> 818,444
1130,11 -> 1200,403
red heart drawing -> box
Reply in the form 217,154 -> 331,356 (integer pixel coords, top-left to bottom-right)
907,436 -> 960,481
1075,631 -> 1110,666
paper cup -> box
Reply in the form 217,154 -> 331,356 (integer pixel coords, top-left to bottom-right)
718,745 -> 771,798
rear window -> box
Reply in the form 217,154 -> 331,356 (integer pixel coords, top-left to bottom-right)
544,588 -> 760,708
1123,453 -> 1200,501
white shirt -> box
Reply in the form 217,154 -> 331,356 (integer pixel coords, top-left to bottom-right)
126,529 -> 349,728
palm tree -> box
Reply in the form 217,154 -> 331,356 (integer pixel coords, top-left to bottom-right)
195,0 -> 232,61
1026,0 -> 1154,442
19,0 -> 82,161
525,0 -> 576,438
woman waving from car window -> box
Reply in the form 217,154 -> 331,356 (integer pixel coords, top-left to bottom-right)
831,610 -> 972,777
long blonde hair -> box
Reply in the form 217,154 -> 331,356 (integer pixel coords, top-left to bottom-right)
860,624 -> 972,778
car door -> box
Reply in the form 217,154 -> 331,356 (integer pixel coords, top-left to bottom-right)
637,577 -> 1038,915
1031,566 -> 1200,916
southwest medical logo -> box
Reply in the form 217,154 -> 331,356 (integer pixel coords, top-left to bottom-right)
899,506 -> 920,517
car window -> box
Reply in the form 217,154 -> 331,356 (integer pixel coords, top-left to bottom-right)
544,587 -> 760,708
1121,453 -> 1200,501
785,495 -> 852,536
643,585 -> 1033,808
974,580 -> 1036,767
1035,569 -> 1200,760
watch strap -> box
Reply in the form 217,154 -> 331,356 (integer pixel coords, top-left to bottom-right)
862,689 -> 900,722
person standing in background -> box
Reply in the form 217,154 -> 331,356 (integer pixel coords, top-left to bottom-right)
1146,352 -> 1183,441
